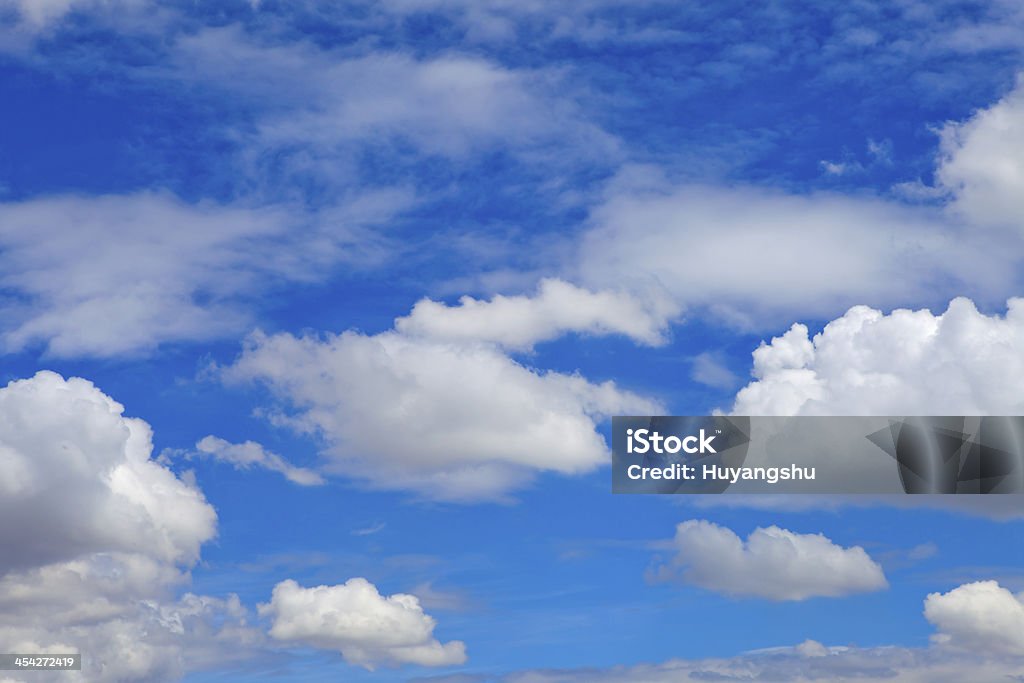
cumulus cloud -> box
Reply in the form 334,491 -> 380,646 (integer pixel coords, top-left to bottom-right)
925,580 -> 1024,656
259,578 -> 466,669
938,76 -> 1024,231
193,436 -> 324,486
0,371 -> 259,682
650,520 -> 887,600
223,328 -> 660,501
731,297 -> 1024,416
575,172 -> 1013,328
0,371 -> 215,573
0,190 -> 408,357
395,278 -> 676,351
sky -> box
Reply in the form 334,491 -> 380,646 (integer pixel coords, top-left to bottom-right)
2,1 -> 1024,681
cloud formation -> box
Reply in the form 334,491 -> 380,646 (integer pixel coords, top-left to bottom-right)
171,26 -> 617,168
0,371 -> 215,573
0,190 -> 408,357
576,170 -> 1014,328
259,578 -> 466,669
224,327 -> 660,501
194,436 -> 324,486
938,76 -> 1024,231
650,520 -> 887,601
925,580 -> 1024,656
0,371 -> 256,682
732,297 -> 1024,416
395,278 -> 676,351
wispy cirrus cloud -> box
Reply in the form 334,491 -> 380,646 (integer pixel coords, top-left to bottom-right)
0,189 -> 411,357
192,436 -> 324,486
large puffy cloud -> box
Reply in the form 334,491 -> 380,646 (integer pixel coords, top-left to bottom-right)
575,171 -> 1014,328
0,371 -> 259,682
0,190 -> 407,357
650,520 -> 887,600
732,297 -> 1024,416
0,371 -> 215,573
223,327 -> 660,501
395,278 -> 676,351
259,578 -> 466,669
925,581 -> 1024,656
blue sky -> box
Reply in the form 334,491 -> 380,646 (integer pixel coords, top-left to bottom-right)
3,1 -> 1024,682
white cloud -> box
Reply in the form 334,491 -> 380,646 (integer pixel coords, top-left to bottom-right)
0,190 -> 408,357
925,580 -> 1024,656
171,27 -> 616,163
650,520 -> 887,601
259,578 -> 466,669
690,351 -> 738,389
2,0 -> 91,27
938,76 -> 1024,230
0,371 -> 215,572
0,371 -> 259,682
575,170 -> 1013,328
223,326 -> 660,502
193,436 -> 324,486
731,297 -> 1024,416
395,278 -> 676,351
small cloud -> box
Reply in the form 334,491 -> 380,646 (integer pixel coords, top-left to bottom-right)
649,520 -> 888,601
867,138 -> 894,164
820,160 -> 852,176
259,578 -> 466,668
925,580 -> 1024,655
351,522 -> 386,537
908,542 -> 939,561
193,436 -> 325,486
691,352 -> 738,390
